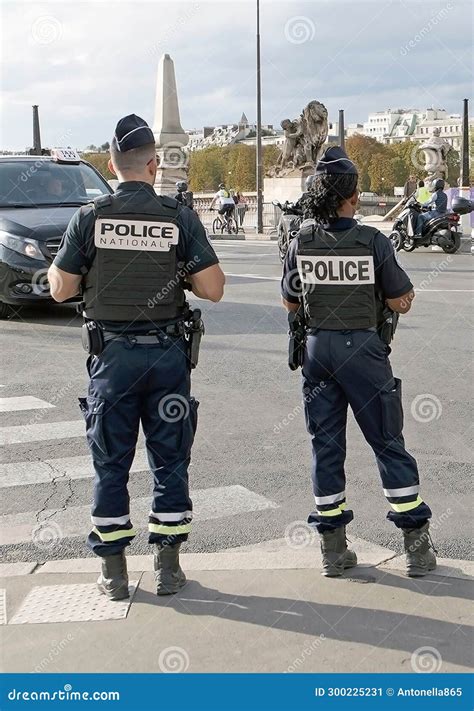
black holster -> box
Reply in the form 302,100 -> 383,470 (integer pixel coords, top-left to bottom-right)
378,307 -> 399,345
185,308 -> 205,369
81,320 -> 105,355
288,308 -> 306,371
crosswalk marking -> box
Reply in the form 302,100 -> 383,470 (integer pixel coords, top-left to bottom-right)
0,420 -> 84,446
0,396 -> 55,413
0,450 -> 150,489
0,485 -> 279,546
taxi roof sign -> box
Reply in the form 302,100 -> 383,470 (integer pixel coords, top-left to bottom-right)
50,147 -> 81,164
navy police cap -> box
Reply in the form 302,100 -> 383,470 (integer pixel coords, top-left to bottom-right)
315,146 -> 358,175
112,114 -> 155,152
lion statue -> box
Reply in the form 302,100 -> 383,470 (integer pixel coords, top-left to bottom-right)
273,100 -> 329,174
300,100 -> 328,165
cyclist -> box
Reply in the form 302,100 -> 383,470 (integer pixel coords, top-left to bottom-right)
210,183 -> 235,226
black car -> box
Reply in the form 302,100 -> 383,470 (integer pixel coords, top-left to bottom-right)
0,150 -> 113,318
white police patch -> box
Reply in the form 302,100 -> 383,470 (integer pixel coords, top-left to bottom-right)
94,219 -> 179,251
297,255 -> 375,285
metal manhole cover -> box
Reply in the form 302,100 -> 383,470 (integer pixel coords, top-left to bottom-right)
9,581 -> 138,625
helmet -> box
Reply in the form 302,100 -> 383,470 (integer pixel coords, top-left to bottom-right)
176,180 -> 188,192
305,174 -> 316,191
219,183 -> 225,189
433,179 -> 445,191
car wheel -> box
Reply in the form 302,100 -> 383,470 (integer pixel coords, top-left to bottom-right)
0,301 -> 12,319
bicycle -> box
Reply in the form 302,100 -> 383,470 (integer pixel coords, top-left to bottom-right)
211,208 -> 238,235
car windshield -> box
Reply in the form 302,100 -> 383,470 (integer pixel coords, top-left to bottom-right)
0,160 -> 110,207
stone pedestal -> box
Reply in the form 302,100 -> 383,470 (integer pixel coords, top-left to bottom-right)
152,54 -> 188,196
264,167 -> 313,204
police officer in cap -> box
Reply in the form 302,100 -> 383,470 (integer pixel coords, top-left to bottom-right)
281,145 -> 436,578
48,114 -> 225,599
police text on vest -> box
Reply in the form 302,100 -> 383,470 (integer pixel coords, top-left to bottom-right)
297,256 -> 375,285
94,219 -> 179,251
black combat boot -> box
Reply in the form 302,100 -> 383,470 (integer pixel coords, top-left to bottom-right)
154,543 -> 187,596
319,527 -> 358,577
402,522 -> 437,577
97,551 -> 129,600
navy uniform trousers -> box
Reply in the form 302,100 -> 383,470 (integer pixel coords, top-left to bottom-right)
79,333 -> 198,557
303,329 -> 431,532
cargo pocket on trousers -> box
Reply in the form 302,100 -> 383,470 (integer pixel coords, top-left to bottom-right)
379,378 -> 403,440
78,395 -> 109,457
180,397 -> 199,458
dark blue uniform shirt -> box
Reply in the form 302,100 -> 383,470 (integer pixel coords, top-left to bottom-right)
54,181 -> 219,332
281,217 -> 413,305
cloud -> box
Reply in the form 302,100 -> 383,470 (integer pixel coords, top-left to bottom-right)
1,0 -> 472,149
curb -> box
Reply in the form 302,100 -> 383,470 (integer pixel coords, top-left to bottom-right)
1,538 -> 472,581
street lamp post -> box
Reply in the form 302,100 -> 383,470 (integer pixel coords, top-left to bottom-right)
459,98 -> 470,240
256,0 -> 263,234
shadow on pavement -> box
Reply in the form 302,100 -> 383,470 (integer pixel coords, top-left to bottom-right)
133,571 -> 473,668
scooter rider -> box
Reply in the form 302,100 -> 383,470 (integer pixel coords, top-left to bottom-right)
416,179 -> 448,235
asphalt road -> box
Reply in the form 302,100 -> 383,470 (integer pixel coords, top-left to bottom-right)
1,238 -> 472,563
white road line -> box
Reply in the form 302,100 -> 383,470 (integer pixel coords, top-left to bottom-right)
0,450 -> 150,489
0,397 -> 55,413
0,485 -> 279,546
0,420 -> 84,446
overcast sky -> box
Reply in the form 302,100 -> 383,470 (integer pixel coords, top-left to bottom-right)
1,0 -> 472,150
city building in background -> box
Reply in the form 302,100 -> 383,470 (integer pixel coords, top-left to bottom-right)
361,107 -> 473,150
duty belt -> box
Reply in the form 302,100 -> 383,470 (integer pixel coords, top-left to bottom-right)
103,322 -> 185,343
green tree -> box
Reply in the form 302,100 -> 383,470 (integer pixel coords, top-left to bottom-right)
82,152 -> 114,179
188,146 -> 225,191
346,134 -> 384,192
446,148 -> 460,185
368,154 -> 404,194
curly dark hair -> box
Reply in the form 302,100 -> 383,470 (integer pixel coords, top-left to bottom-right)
305,173 -> 358,223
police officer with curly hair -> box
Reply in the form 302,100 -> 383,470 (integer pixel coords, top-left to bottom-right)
48,115 -> 225,599
281,146 -> 436,579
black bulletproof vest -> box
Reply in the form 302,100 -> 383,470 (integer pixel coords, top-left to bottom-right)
83,192 -> 186,322
297,221 -> 383,330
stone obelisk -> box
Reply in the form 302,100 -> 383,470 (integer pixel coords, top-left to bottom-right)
153,53 -> 189,196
